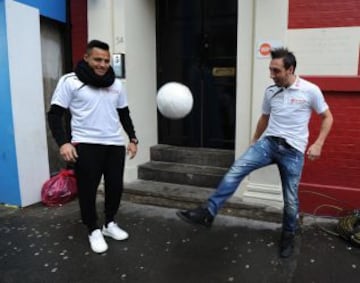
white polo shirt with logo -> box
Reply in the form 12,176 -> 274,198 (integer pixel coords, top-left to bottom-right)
51,73 -> 128,145
262,76 -> 329,153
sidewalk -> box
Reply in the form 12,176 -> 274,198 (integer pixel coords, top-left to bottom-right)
0,196 -> 359,283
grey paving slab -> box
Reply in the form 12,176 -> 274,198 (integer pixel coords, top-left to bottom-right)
0,197 -> 359,283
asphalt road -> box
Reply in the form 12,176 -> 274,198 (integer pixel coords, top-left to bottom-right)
0,197 -> 359,283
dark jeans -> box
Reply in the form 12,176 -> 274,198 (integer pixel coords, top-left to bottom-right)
74,143 -> 126,231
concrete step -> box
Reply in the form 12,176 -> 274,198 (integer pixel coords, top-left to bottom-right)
124,145 -> 282,223
123,180 -> 282,223
150,144 -> 234,167
138,161 -> 227,187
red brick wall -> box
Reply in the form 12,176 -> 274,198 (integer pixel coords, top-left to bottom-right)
289,0 -> 360,29
288,0 -> 360,214
302,93 -> 360,188
70,0 -> 87,68
299,89 -> 360,214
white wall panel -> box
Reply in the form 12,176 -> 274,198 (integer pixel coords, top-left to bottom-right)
6,0 -> 49,206
287,27 -> 360,76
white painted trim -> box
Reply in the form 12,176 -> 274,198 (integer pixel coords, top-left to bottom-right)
234,0 -> 289,207
242,182 -> 284,209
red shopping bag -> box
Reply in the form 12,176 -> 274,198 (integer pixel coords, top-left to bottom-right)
41,169 -> 77,206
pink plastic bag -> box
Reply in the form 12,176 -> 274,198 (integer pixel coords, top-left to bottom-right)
41,169 -> 77,206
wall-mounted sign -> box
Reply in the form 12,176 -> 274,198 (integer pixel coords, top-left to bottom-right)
112,53 -> 125,78
256,40 -> 283,59
212,67 -> 236,77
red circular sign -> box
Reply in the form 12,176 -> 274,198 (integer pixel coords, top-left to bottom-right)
259,43 -> 271,56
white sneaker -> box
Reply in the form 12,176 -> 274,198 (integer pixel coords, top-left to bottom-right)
102,222 -> 129,241
88,229 -> 108,253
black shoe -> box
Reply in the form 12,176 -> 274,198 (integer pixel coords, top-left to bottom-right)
279,231 -> 295,258
176,206 -> 214,228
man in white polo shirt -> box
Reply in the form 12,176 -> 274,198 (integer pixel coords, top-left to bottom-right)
48,40 -> 139,254
177,48 -> 333,258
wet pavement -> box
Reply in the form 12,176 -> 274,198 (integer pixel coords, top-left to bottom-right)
1,196 -> 360,283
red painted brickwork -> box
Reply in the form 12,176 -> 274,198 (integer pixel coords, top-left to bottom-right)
302,76 -> 360,92
288,0 -> 360,214
299,92 -> 360,214
289,0 -> 360,29
70,0 -> 87,68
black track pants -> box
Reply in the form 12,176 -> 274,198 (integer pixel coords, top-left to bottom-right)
74,143 -> 126,231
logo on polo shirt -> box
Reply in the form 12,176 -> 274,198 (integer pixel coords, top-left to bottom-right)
290,98 -> 307,104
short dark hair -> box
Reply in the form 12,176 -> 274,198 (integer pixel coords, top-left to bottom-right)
271,47 -> 296,72
86,40 -> 110,53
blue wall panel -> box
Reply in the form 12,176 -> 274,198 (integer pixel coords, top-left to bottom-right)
15,0 -> 66,22
0,0 -> 21,205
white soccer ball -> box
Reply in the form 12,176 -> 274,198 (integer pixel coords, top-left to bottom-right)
156,82 -> 194,119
